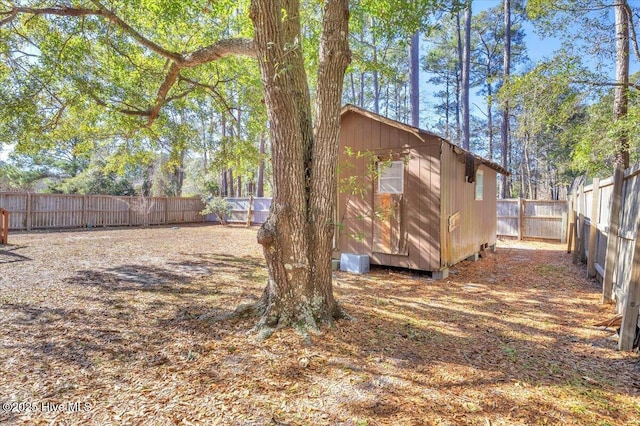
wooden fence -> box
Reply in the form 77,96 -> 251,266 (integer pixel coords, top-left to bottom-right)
0,192 -> 205,230
0,207 -> 8,244
571,165 -> 640,350
204,197 -> 272,224
497,199 -> 568,242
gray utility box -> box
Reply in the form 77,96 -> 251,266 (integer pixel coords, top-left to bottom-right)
339,253 -> 370,274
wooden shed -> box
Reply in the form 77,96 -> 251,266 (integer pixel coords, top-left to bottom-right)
335,105 -> 509,277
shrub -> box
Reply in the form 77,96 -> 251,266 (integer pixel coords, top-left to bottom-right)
201,196 -> 232,226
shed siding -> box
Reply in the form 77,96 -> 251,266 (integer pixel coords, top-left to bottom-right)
337,111 -> 442,271
418,146 -> 441,270
440,144 -> 498,266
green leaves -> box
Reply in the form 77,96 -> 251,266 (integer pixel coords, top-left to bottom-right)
353,0 -> 445,36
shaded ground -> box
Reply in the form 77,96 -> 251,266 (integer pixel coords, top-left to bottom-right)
0,225 -> 639,425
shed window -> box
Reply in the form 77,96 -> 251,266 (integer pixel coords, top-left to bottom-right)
475,169 -> 484,200
378,161 -> 404,194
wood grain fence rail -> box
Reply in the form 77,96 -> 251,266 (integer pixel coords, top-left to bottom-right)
571,165 -> 640,350
0,192 -> 205,231
497,199 -> 568,242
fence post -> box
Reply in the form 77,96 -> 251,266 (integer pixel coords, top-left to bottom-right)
246,195 -> 254,227
0,208 -> 8,245
619,208 -> 640,351
580,185 -> 588,263
0,194 -> 5,234
128,196 -> 133,226
163,197 -> 167,224
572,195 -> 579,258
82,195 -> 88,228
26,192 -> 32,231
518,198 -> 524,240
566,197 -> 574,253
587,178 -> 600,278
603,167 -> 624,303
574,185 -> 585,264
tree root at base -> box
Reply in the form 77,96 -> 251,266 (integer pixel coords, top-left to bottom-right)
199,297 -> 351,341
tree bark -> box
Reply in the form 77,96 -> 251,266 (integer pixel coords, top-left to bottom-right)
455,11 -> 463,145
371,18 -> 380,114
221,170 -> 227,198
487,84 -> 494,161
500,0 -> 511,198
228,169 -> 234,198
7,0 -> 351,337
461,2 -> 472,151
444,77 -> 451,141
614,0 -> 630,169
257,133 -> 265,197
409,31 -> 420,127
249,0 -> 350,336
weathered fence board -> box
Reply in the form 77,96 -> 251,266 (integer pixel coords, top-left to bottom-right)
573,165 -> 640,350
497,199 -> 567,241
204,197 -> 272,224
0,193 -> 206,230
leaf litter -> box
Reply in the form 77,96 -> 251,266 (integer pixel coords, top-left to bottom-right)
0,225 -> 638,425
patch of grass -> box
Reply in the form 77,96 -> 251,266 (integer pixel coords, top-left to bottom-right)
374,298 -> 389,306
501,343 -> 518,362
534,264 -> 569,278
569,402 -> 588,415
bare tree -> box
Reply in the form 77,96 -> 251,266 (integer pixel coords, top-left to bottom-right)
461,1 -> 472,150
500,0 -> 512,198
614,0 -> 630,169
410,31 -> 420,127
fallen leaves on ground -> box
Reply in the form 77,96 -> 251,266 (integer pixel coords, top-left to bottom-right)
0,225 -> 638,425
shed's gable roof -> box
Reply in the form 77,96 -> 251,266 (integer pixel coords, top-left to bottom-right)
341,104 -> 509,176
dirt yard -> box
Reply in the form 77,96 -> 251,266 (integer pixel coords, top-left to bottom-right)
1,224 -> 639,425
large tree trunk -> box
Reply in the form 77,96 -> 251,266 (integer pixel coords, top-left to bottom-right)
221,170 -> 228,198
249,0 -> 350,336
409,31 -> 420,127
444,77 -> 451,141
371,18 -> 380,114
614,0 -> 630,169
455,11 -> 463,145
500,0 -> 511,198
487,84 -> 494,162
257,133 -> 265,197
228,169 -> 235,197
461,2 -> 472,151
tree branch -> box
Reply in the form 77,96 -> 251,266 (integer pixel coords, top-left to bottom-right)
147,62 -> 181,125
87,1 -> 184,63
625,3 -> 640,62
182,38 -> 255,67
1,4 -> 182,62
3,3 -> 256,127
89,93 -> 151,117
145,38 -> 255,125
178,75 -> 237,118
573,79 -> 640,91
0,9 -> 17,26
165,86 -> 197,104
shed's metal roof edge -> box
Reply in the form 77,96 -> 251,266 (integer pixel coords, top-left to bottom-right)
341,104 -> 510,176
